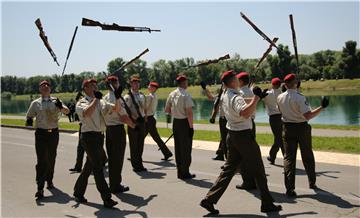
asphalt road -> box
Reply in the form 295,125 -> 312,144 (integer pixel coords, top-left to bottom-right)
1,127 -> 359,217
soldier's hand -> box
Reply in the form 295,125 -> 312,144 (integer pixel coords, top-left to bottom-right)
281,84 -> 287,93
75,91 -> 83,101
252,86 -> 263,99
189,128 -> 194,138
114,86 -> 122,99
55,98 -> 63,109
262,89 -> 269,98
25,117 -> 33,126
209,117 -> 215,124
94,91 -> 103,99
200,81 -> 207,90
321,96 -> 330,108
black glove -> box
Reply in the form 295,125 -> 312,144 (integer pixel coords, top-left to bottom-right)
297,81 -> 301,89
114,86 -> 123,99
189,128 -> 194,138
25,117 -> 33,126
94,91 -> 103,99
136,117 -> 145,123
209,117 -> 215,124
200,81 -> 207,90
55,98 -> 63,109
75,91 -> 83,101
166,114 -> 171,123
281,84 -> 287,93
262,89 -> 269,98
252,86 -> 267,99
321,96 -> 330,108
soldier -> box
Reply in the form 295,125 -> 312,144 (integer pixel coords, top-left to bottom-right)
144,81 -> 173,160
73,78 -> 121,208
235,72 -> 257,190
26,80 -> 70,200
202,81 -> 228,161
262,77 -> 284,165
200,70 -> 282,214
104,75 -> 136,193
165,75 -> 195,180
277,73 -> 329,197
69,92 -> 85,173
124,75 -> 147,172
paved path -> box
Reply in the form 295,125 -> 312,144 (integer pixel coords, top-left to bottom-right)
2,115 -> 359,137
2,127 -> 360,217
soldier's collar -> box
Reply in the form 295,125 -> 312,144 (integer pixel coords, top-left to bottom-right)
227,88 -> 240,93
41,96 -> 51,102
287,89 -> 297,93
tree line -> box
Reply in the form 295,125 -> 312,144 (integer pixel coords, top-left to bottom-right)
2,40 -> 359,95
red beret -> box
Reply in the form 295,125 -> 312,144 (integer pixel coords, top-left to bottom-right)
107,75 -> 118,82
149,82 -> 159,88
271,77 -> 281,85
39,80 -> 50,87
220,70 -> 234,82
130,75 -> 140,82
176,75 -> 187,82
284,73 -> 296,82
82,78 -> 97,88
236,72 -> 250,80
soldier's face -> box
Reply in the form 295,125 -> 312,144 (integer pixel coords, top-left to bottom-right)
84,82 -> 98,95
39,84 -> 51,96
148,86 -> 156,93
131,81 -> 140,91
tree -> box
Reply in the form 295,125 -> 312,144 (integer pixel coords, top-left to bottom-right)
339,41 -> 360,79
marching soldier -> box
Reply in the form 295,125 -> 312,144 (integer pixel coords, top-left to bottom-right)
26,80 -> 70,200
262,77 -> 284,164
103,75 -> 135,193
202,81 -> 228,161
236,72 -> 257,190
124,75 -> 147,172
69,91 -> 85,173
165,75 -> 195,180
144,81 -> 173,160
277,73 -> 329,197
73,78 -> 121,208
200,70 -> 282,214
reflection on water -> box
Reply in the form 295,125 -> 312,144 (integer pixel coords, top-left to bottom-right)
1,95 -> 359,125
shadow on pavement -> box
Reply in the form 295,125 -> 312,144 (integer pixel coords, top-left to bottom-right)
241,189 -> 297,204
184,178 -> 214,189
270,163 -> 340,179
35,187 -> 72,206
297,187 -> 360,209
114,193 -> 157,210
143,160 -> 176,170
135,170 -> 166,179
204,211 -> 317,217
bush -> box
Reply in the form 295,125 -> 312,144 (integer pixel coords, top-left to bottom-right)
1,92 -> 13,99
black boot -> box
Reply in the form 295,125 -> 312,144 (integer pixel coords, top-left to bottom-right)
200,199 -> 219,214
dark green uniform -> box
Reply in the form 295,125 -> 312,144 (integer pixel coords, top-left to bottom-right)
277,89 -> 316,192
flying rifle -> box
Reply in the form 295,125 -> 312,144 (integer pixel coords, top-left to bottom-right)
289,14 -> 299,74
188,54 -> 230,69
113,48 -> 150,75
101,72 -> 136,123
62,26 -> 78,76
255,37 -> 279,69
240,12 -> 280,50
82,18 -> 161,33
35,18 -> 60,66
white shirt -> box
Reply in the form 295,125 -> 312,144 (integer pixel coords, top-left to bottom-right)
165,87 -> 194,119
223,88 -> 253,131
103,91 -> 127,126
263,88 -> 282,116
124,90 -> 146,120
239,86 -> 256,119
145,92 -> 158,116
277,89 -> 312,123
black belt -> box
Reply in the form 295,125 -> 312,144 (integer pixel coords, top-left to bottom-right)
228,129 -> 252,134
283,121 -> 308,125
106,124 -> 124,128
36,128 -> 58,133
269,114 -> 282,118
173,118 -> 187,121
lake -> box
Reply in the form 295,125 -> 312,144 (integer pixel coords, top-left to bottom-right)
1,95 -> 359,126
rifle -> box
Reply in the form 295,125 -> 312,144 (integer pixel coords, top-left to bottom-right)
101,72 -> 136,123
289,14 -> 299,74
188,54 -> 230,68
255,37 -> 279,69
240,12 -> 280,50
209,84 -> 224,123
35,18 -> 60,66
113,48 -> 150,75
62,26 -> 78,76
82,18 -> 161,33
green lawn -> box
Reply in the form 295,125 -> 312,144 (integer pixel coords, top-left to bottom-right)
2,118 -> 359,154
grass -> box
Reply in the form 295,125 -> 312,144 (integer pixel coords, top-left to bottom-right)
2,118 -> 359,154
9,79 -> 360,101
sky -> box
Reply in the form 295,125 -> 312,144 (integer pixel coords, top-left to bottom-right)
1,1 -> 359,77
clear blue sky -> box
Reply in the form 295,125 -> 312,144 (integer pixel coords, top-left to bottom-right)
1,1 -> 359,77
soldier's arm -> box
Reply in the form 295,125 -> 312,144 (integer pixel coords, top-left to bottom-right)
204,89 -> 215,101
164,95 -> 172,114
299,96 -> 321,120
82,99 -> 99,117
120,115 -> 136,128
303,107 -> 322,120
60,104 -> 70,115
239,96 -> 260,119
186,107 -> 193,128
26,101 -> 36,119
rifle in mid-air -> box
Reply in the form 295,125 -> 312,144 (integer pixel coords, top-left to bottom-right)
113,48 -> 150,76
255,37 -> 279,69
188,54 -> 230,69
62,26 -> 78,76
289,14 -> 299,74
240,12 -> 280,51
35,18 -> 60,66
82,18 -> 161,33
